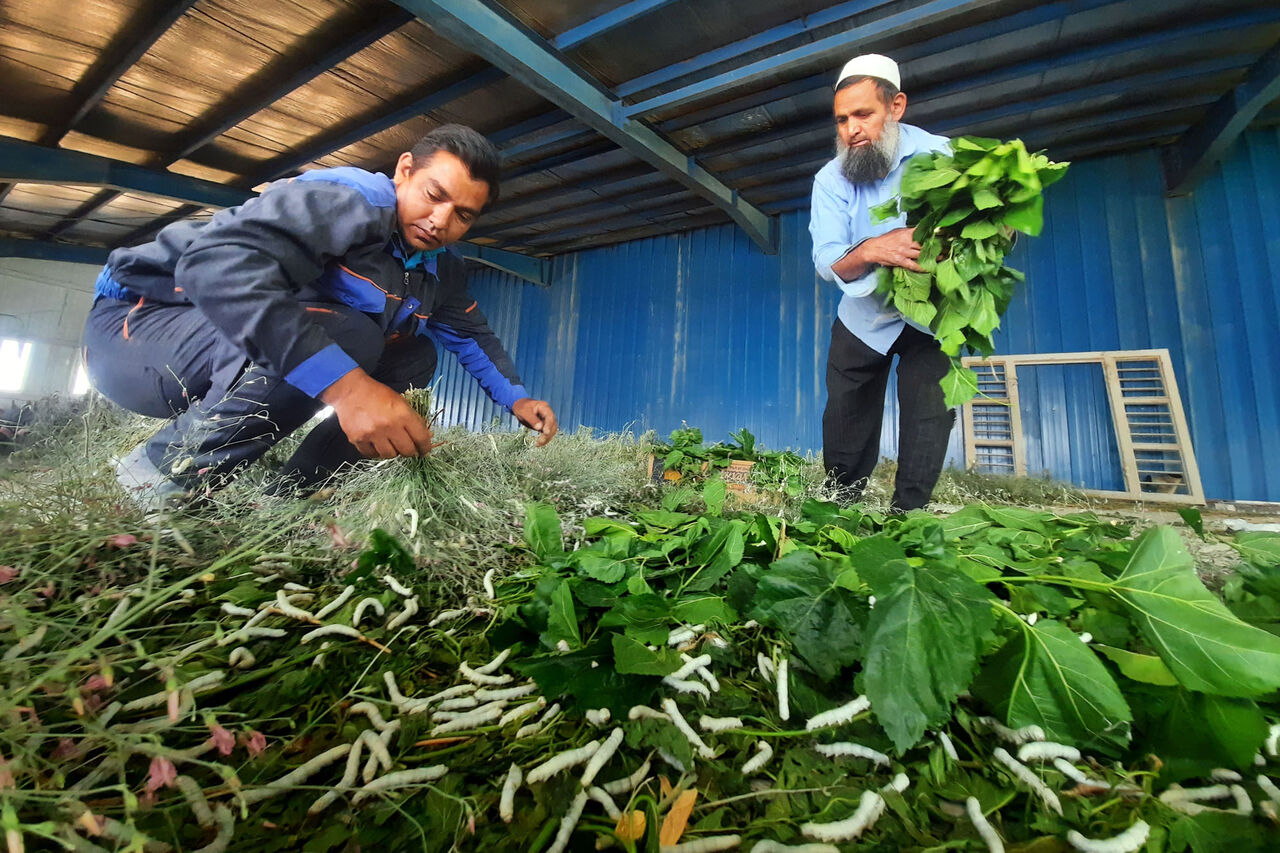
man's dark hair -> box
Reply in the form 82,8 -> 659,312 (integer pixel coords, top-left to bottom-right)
835,75 -> 900,106
410,124 -> 501,206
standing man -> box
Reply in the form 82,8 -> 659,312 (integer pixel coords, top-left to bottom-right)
809,54 -> 953,511
85,124 -> 557,512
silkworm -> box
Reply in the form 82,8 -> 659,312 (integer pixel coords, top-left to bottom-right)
273,590 -> 313,621
498,697 -> 546,727
516,702 -> 561,738
992,748 -> 1062,815
351,765 -> 448,804
670,654 -> 713,681
585,708 -> 612,727
460,661 -> 512,685
1017,742 -> 1081,763
429,704 -> 504,735
381,575 -> 413,597
938,732 -> 959,761
741,741 -> 774,775
348,702 -> 391,732
801,790 -> 885,842
175,775 -> 215,827
813,742 -> 889,766
474,646 -> 513,674
526,741 -> 601,784
545,790 -> 589,853
475,683 -> 537,702
980,718 -> 1045,745
806,697 -> 871,731
314,586 -> 355,620
601,758 -> 652,795
661,836 -> 742,852
777,657 -> 790,722
1065,820 -> 1150,853
307,737 -> 365,815
749,842 -> 839,853
483,568 -> 497,600
352,597 -> 385,627
965,797 -> 1004,853
386,596 -> 419,630
428,608 -> 468,628
699,716 -> 744,733
588,786 -> 622,819
220,603 -> 255,618
580,727 -> 625,788
227,647 -> 255,669
662,698 -> 716,760
663,676 -> 711,699
628,705 -> 669,722
499,763 -> 522,823
300,624 -> 362,643
241,744 -> 351,805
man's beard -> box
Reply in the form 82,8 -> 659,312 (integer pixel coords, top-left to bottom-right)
837,119 -> 901,185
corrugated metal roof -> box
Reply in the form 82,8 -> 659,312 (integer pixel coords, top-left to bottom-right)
1,0 -> 1278,259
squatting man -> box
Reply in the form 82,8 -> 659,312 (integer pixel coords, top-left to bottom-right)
83,124 -> 557,512
810,53 -> 954,511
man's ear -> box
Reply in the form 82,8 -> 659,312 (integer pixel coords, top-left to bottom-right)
392,152 -> 415,186
890,92 -> 908,122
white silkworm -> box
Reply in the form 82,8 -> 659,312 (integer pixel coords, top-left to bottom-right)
527,741 -> 601,784
1159,784 -> 1233,810
1231,784 -> 1253,814
1053,759 -> 1091,785
749,843 -> 839,853
315,585 -> 355,620
476,683 -> 537,702
777,657 -> 790,722
806,697 -> 871,731
980,718 -> 1045,745
308,736 -> 365,815
556,639 -> 571,652
460,661 -> 513,685
220,603 -> 255,618
274,589 -> 314,620
360,729 -> 391,783
1266,723 -> 1280,757
663,677 -> 712,699
545,790 -> 589,853
428,608 -> 468,627
668,627 -> 697,646
228,646 -> 255,669
663,698 -> 716,760
381,574 -> 413,597
175,775 -> 215,827
629,705 -> 670,722
965,797 -> 1004,853
1066,820 -> 1150,853
938,732 -> 959,761
351,765 -> 448,804
1258,774 -> 1280,804
474,646 -> 513,674
671,654 -> 713,681
383,671 -> 409,707
283,582 -> 310,592
757,653 -> 775,682
229,626 -> 287,643
311,640 -> 331,668
992,748 -> 1062,815
483,568 -> 497,600
813,742 -> 890,766
348,702 -> 391,732
499,697 -> 546,727
801,790 -> 885,842
1078,632 -> 1093,644
301,624 -> 362,643
1017,742 -> 1081,763
695,665 -> 720,692
423,683 -> 476,704
741,741 -> 774,775
602,759 -> 651,795
500,763 -> 522,823
242,744 -> 351,805
386,596 -> 419,630
588,786 -> 623,819
883,773 -> 909,794
430,704 -> 505,735
699,716 -> 744,733
662,836 -> 742,852
1211,768 -> 1243,783
580,726 -> 625,787
404,507 -> 418,538
435,699 -> 503,721
352,597 -> 385,626
121,671 -> 225,711
585,708 -> 612,727
516,702 -> 561,738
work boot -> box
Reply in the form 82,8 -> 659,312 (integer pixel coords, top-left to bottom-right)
113,442 -> 197,517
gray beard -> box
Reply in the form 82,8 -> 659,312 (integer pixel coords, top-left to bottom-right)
837,120 -> 901,185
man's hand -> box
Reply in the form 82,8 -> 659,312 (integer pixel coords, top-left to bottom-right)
320,368 -> 434,459
831,226 -> 924,282
512,398 -> 558,447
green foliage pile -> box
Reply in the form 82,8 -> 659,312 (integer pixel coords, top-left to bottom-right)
3,416 -> 1280,851
873,136 -> 1069,406
654,427 -> 811,497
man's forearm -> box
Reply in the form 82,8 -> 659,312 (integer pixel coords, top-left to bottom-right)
829,242 -> 874,283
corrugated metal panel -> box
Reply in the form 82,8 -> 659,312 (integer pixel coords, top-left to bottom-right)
432,127 -> 1280,501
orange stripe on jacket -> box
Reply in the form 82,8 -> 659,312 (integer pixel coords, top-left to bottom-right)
339,265 -> 402,301
464,301 -> 477,313
122,297 -> 145,340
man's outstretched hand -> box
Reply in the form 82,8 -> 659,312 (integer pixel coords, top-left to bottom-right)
512,398 -> 558,447
320,367 -> 434,459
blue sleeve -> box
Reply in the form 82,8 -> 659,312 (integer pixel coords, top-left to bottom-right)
426,258 -> 528,411
810,167 -> 878,299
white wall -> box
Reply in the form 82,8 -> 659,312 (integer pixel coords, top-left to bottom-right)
0,258 -> 98,408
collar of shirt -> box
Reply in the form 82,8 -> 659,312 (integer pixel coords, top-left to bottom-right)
389,233 -> 445,270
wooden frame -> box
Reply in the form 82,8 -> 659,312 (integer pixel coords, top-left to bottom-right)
961,349 -> 1205,504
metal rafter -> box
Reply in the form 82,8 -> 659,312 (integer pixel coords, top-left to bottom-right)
40,0 -> 200,146
550,0 -> 680,50
389,0 -> 776,253
1164,38 -> 1280,195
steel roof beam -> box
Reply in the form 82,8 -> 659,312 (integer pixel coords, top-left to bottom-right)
622,0 -> 1004,119
0,138 -> 251,208
452,243 -> 551,285
389,0 -> 776,253
550,0 -> 681,51
1164,38 -> 1280,195
0,237 -> 111,265
39,0 -> 199,146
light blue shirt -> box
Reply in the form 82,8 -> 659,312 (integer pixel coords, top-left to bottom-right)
809,123 -> 951,354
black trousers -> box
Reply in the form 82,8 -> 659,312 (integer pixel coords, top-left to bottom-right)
84,297 -> 436,489
822,320 -> 955,510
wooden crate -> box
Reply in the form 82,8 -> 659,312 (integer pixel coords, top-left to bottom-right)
647,455 -> 757,492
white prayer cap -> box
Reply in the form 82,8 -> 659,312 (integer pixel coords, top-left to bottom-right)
835,53 -> 900,90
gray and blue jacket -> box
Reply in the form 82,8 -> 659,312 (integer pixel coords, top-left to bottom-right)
93,167 -> 528,408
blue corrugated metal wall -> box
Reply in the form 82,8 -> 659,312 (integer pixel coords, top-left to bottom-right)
434,127 -> 1280,501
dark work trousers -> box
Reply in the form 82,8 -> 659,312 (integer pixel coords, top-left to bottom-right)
83,297 -> 437,489
822,319 -> 955,510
